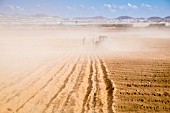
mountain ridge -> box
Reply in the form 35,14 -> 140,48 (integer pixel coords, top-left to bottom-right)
0,13 -> 170,21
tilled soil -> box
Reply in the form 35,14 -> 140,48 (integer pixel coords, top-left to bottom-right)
0,27 -> 170,113
0,52 -> 116,113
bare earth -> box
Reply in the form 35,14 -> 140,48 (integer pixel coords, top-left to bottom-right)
0,26 -> 170,113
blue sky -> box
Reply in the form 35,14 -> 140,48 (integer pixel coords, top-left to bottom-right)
0,0 -> 170,18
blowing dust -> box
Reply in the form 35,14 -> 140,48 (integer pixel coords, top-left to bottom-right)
0,27 -> 170,79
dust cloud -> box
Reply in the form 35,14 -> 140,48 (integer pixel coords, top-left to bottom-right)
0,27 -> 170,74
0,25 -> 170,113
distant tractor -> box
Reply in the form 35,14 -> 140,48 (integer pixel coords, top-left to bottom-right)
94,36 -> 108,47
99,36 -> 107,41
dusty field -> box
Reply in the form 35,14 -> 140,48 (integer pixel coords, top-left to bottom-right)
0,26 -> 170,113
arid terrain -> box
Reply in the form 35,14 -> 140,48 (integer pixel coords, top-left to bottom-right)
0,25 -> 170,113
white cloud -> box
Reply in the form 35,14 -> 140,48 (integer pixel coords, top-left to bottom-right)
103,3 -> 128,12
118,5 -> 127,10
104,4 -> 112,9
16,6 -> 22,10
79,5 -> 95,11
141,3 -> 152,8
7,4 -> 24,11
66,5 -> 95,12
128,3 -> 138,9
8,4 -> 15,10
104,3 -> 138,11
103,4 -> 116,12
66,6 -> 75,11
79,5 -> 85,9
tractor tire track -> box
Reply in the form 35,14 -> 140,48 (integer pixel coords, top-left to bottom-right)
0,63 -> 50,104
58,59 -> 87,113
93,58 -> 104,113
4,54 -> 75,105
15,62 -> 66,112
86,57 -> 97,113
0,65 -> 43,93
0,51 -> 74,93
81,59 -> 93,113
99,57 -> 114,113
0,53 -> 75,107
23,57 -> 79,112
42,56 -> 81,113
95,57 -> 108,113
1,65 -> 53,105
15,55 -> 79,113
0,53 -> 72,103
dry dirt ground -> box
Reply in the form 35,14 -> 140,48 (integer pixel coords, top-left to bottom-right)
0,26 -> 170,113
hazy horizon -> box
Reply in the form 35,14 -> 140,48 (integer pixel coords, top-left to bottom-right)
0,0 -> 170,18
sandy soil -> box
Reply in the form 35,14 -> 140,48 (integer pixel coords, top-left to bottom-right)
0,26 -> 170,113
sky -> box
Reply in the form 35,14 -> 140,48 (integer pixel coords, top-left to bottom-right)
0,0 -> 170,18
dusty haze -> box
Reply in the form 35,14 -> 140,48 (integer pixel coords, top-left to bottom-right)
0,25 -> 170,113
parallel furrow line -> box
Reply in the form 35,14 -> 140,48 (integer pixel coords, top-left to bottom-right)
1,53 -> 76,107
99,58 -> 114,113
27,55 -> 78,113
0,52 -> 74,93
15,58 -> 71,113
58,59 -> 86,113
81,60 -> 93,113
42,56 -> 81,113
